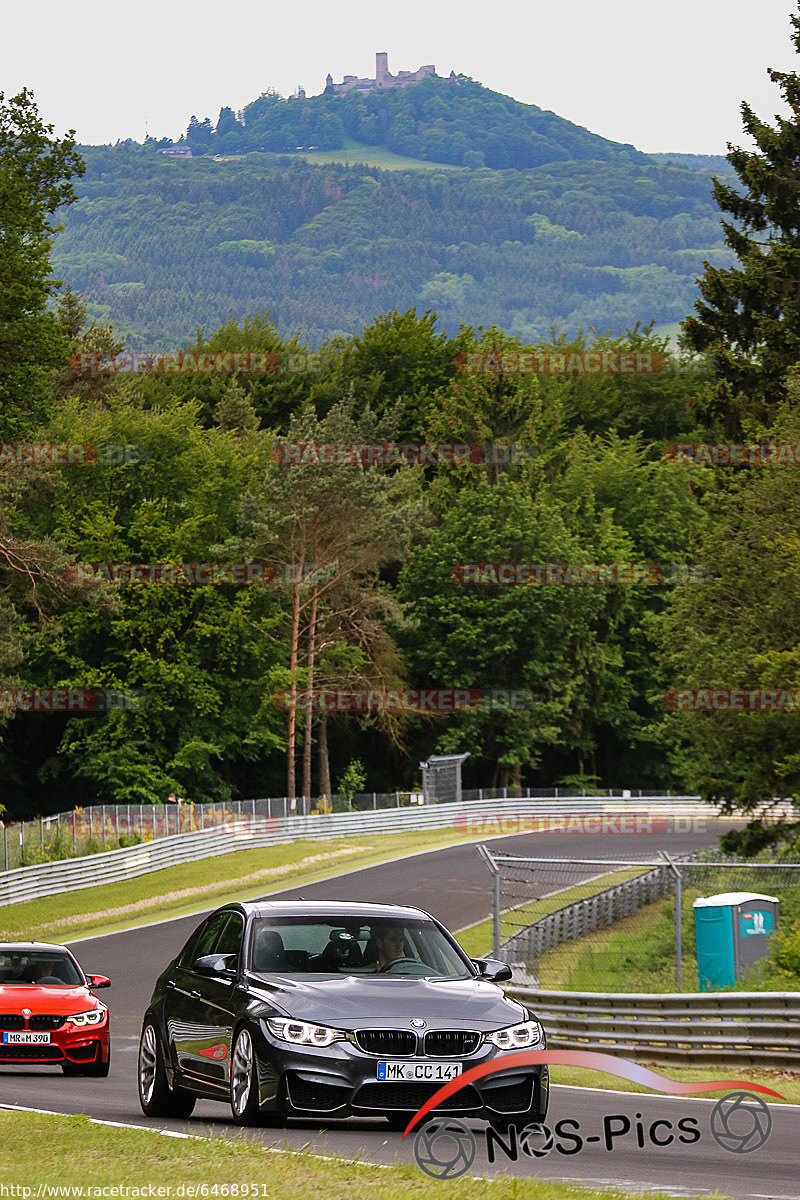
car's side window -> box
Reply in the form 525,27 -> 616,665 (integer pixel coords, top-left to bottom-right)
189,913 -> 230,964
213,913 -> 245,968
176,927 -> 204,967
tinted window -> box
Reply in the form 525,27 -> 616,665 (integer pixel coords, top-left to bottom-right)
188,913 -> 230,964
213,913 -> 244,964
248,916 -> 471,978
0,950 -> 83,986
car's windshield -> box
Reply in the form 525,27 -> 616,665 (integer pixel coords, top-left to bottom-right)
0,950 -> 83,986
248,916 -> 472,979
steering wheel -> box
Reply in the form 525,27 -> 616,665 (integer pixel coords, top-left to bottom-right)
378,956 -> 422,973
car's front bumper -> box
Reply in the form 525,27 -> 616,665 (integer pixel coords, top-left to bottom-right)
252,1023 -> 548,1120
0,1023 -> 109,1067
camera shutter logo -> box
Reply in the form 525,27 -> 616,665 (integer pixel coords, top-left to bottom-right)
413,1118 -> 476,1179
710,1091 -> 772,1153
518,1122 -> 554,1157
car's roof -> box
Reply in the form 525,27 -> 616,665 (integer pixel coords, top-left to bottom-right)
0,942 -> 70,952
236,900 -> 436,921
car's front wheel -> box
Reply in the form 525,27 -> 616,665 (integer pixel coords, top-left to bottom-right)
138,1021 -> 196,1118
230,1026 -> 263,1125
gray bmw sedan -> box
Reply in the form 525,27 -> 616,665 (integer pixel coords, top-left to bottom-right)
138,900 -> 549,1130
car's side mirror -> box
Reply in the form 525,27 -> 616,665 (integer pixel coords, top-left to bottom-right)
87,974 -> 111,989
194,953 -> 236,976
472,957 -> 512,983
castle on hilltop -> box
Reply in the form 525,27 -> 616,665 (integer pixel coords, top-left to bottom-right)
325,52 -> 456,97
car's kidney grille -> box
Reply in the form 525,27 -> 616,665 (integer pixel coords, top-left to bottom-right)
0,1015 -> 25,1031
29,1015 -> 66,1030
354,1081 -> 481,1111
423,1030 -> 481,1057
355,1029 -> 416,1055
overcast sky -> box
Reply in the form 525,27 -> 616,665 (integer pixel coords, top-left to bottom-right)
2,0 -> 796,154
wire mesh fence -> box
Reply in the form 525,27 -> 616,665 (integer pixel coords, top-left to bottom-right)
480,847 -> 800,994
0,786 -> 693,871
0,792 -> 426,871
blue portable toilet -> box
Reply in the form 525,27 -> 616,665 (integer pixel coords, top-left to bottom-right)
693,892 -> 779,991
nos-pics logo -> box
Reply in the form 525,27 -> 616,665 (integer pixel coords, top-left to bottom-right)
413,1093 -> 773,1180
406,1052 -> 780,1181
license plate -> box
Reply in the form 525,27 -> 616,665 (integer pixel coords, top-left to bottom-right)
2,1032 -> 50,1044
377,1060 -> 462,1082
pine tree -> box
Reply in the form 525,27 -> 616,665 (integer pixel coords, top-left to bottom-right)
683,4 -> 800,406
214,377 -> 260,434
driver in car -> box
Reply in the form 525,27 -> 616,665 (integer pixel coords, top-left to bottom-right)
375,926 -> 406,969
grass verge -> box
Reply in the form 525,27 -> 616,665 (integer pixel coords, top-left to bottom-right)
0,1110 -> 701,1197
0,828 -> 493,943
454,868 -> 642,961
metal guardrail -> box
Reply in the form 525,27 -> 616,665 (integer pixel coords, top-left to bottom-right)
512,987 -> 800,1068
0,797 -> 722,906
0,786 -> 699,871
499,864 -> 675,962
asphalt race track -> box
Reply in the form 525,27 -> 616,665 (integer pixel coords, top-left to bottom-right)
2,826 -> 798,1199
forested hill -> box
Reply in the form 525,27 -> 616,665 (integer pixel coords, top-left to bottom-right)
178,75 -> 648,170
53,147 -> 734,348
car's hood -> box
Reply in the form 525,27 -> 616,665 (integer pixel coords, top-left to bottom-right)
0,985 -> 100,1014
246,973 -> 528,1028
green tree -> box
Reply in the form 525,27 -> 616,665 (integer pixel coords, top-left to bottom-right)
0,390 -> 286,813
683,4 -> 800,410
654,386 -> 800,848
397,476 -> 607,788
235,399 -> 423,798
0,88 -> 84,436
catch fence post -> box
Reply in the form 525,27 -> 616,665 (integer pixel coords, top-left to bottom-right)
493,869 -> 501,958
661,850 -> 682,990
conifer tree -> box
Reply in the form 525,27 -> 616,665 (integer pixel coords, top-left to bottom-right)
683,5 -> 800,405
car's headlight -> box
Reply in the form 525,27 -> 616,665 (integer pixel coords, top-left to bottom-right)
67,1008 -> 106,1027
265,1018 -> 345,1047
487,1020 -> 543,1049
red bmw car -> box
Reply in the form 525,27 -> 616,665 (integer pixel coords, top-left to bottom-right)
0,942 -> 110,1076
